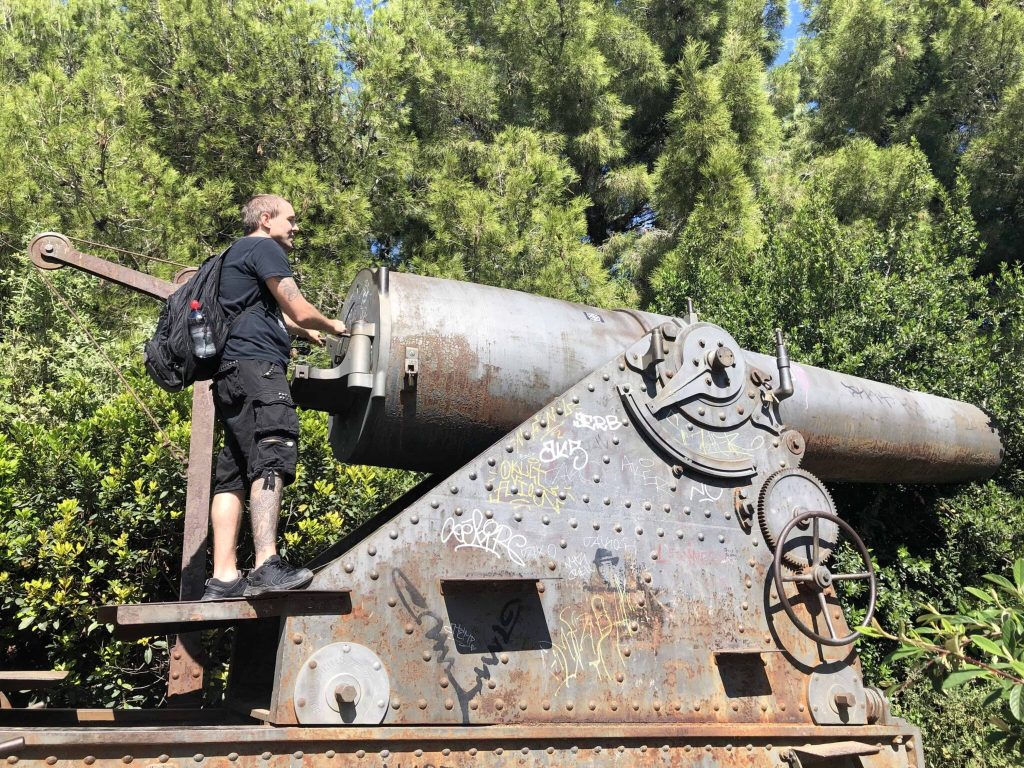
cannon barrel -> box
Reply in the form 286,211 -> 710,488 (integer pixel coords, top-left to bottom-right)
292,268 -> 1001,483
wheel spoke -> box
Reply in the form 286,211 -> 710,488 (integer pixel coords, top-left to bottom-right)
832,571 -> 871,581
782,572 -> 814,583
811,515 -> 821,567
818,592 -> 838,639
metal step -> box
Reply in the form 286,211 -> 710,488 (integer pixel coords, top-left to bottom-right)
97,591 -> 351,640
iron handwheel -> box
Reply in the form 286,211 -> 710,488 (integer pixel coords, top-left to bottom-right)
771,510 -> 877,646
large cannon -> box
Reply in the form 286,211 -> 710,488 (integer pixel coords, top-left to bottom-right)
5,244 -> 1003,768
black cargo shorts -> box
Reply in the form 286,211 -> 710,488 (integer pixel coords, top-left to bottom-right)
212,359 -> 299,494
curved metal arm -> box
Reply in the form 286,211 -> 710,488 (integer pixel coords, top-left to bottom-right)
28,232 -> 183,301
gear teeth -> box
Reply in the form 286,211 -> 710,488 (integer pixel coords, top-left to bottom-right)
757,468 -> 838,569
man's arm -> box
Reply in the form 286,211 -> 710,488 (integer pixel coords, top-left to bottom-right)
266,276 -> 347,337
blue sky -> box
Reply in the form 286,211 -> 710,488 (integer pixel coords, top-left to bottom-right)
775,0 -> 807,66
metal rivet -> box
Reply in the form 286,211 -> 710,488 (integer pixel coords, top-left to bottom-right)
389,529 -> 398,539
411,514 -> 419,524
624,500 -> 632,508
430,500 -> 440,509
520,701 -> 528,710
650,551 -> 658,560
469,749 -> 477,756
292,633 -> 303,644
542,515 -> 550,525
485,481 -> 493,491
569,518 -> 578,528
636,526 -> 643,535
444,699 -> 454,710
380,751 -> 389,759
566,702 -> 574,711
514,511 -> 522,522
387,596 -> 397,607
369,570 -> 379,580
292,753 -> 302,760
414,751 -> 422,758
718,535 -> 725,543
469,472 -> 477,481
405,623 -> 415,634
344,562 -> 354,573
612,436 -> 619,445
523,431 -> 531,440
418,698 -> 427,710
548,560 -> 557,571
602,455 -> 610,464
45,760 -> 56,766
228,755 -> 239,762
262,753 -> 272,761
367,545 -> 377,556
676,529 -> 684,538
510,486 -> 519,495
505,443 -> 514,452
422,650 -> 432,661
488,457 -> 496,466
542,700 -> 551,710
484,509 -> 493,518
572,396 -> 579,404
582,495 -> 590,503
559,539 -> 567,548
698,533 -> 705,541
593,521 -> 600,530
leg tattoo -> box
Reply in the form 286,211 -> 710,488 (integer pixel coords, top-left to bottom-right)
250,474 -> 282,567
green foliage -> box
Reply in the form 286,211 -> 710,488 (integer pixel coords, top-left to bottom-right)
862,558 -> 1024,755
0,4 -> 1022,764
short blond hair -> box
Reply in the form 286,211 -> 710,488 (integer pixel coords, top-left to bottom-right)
242,194 -> 288,234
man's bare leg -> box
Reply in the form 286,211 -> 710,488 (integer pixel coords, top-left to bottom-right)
210,490 -> 245,581
249,473 -> 282,568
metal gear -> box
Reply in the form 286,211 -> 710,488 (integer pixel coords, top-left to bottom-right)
758,468 -> 839,569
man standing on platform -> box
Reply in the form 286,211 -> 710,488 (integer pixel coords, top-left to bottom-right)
202,194 -> 347,600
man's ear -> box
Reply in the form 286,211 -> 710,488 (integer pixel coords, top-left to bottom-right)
259,211 -> 272,231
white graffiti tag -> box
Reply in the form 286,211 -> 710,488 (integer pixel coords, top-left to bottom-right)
539,438 -> 589,470
573,412 -> 624,431
441,509 -> 527,566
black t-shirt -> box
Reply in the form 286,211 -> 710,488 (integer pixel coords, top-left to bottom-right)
219,236 -> 293,368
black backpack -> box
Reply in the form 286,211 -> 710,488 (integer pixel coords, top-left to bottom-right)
144,247 -> 234,392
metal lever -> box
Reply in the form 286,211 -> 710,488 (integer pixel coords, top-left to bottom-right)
774,328 -> 794,401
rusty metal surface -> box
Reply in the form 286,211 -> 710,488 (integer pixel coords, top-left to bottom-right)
27,234 -> 179,301
297,269 -> 1000,484
272,325 -> 874,735
168,382 -> 217,703
99,592 -> 351,641
1,722 -> 924,767
745,351 -> 1003,484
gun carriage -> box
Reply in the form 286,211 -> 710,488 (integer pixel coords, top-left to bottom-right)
0,233 -> 1004,767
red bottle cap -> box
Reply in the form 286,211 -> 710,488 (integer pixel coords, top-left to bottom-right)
190,300 -> 201,310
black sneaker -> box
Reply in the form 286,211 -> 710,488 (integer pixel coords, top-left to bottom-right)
244,555 -> 313,597
201,575 -> 247,601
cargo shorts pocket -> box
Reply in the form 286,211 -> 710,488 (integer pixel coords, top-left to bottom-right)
250,399 -> 300,490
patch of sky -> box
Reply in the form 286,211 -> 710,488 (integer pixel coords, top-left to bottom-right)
774,0 -> 806,67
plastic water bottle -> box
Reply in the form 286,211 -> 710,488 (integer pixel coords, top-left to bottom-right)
188,300 -> 216,358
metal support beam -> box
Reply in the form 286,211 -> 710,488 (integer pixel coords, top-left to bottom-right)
167,382 -> 215,705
